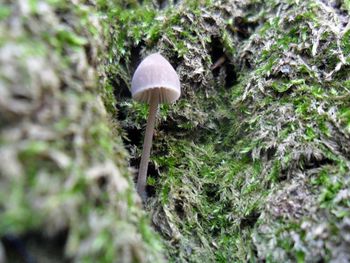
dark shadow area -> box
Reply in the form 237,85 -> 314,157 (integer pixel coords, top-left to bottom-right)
301,155 -> 335,170
209,36 -> 238,88
261,146 -> 277,161
113,43 -> 144,101
205,183 -> 221,203
146,162 -> 160,198
129,43 -> 145,76
210,37 -> 225,78
156,0 -> 169,9
234,16 -> 253,39
123,125 -> 143,150
2,230 -> 70,263
174,199 -> 185,220
225,63 -> 238,88
154,0 -> 181,10
158,115 -> 190,134
111,76 -> 131,100
240,211 -> 261,228
130,154 -> 160,199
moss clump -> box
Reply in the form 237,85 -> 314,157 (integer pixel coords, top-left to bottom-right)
108,0 -> 350,262
0,0 -> 162,262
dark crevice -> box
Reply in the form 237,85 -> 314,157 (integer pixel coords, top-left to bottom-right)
96,175 -> 108,191
225,63 -> 238,88
2,229 -> 70,263
145,162 -> 160,198
113,43 -> 144,101
122,126 -> 143,150
203,16 -> 217,27
167,53 -> 181,71
112,77 -> 131,100
300,155 -> 335,170
129,153 -> 160,198
209,225 -> 221,237
209,36 -> 238,89
277,172 -> 288,182
129,154 -> 140,173
115,103 -> 127,122
130,42 -> 145,75
158,116 -> 190,135
12,94 -> 32,102
2,235 -> 36,263
277,155 -> 336,183
84,44 -> 94,66
115,102 -> 143,151
205,184 -> 220,203
240,211 -> 261,229
251,244 -> 260,262
332,64 -> 350,80
261,146 -> 277,161
174,199 -> 185,220
228,15 -> 260,40
234,17 -> 252,39
156,0 -> 169,9
210,37 -> 225,78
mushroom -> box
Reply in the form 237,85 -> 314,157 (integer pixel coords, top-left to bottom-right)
131,53 -> 181,201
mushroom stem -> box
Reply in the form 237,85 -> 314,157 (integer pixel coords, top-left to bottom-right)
137,90 -> 159,200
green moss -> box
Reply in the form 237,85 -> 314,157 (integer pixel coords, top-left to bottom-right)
106,0 -> 350,261
0,1 -> 163,262
2,0 -> 349,261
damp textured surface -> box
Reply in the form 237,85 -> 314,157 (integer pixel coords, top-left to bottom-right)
1,0 -> 350,262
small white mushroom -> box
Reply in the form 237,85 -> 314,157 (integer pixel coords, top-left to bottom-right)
131,53 -> 181,201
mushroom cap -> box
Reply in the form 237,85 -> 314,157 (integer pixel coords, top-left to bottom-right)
131,53 -> 181,104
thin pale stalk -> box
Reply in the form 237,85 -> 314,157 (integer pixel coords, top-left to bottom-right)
137,90 -> 159,201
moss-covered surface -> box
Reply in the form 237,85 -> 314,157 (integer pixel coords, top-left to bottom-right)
110,0 -> 350,262
0,0 -> 162,262
1,0 -> 350,262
